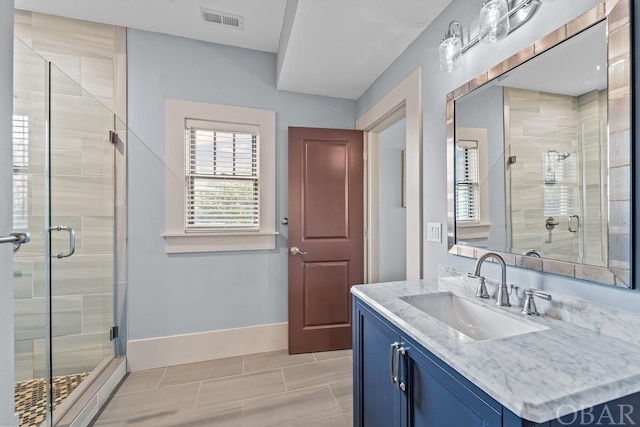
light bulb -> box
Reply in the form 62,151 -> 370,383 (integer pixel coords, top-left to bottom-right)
439,36 -> 462,73
479,0 -> 510,44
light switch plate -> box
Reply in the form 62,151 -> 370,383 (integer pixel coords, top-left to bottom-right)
427,223 -> 441,243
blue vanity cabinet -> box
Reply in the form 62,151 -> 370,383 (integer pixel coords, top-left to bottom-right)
401,332 -> 502,426
354,294 -> 640,427
353,298 -> 402,427
353,297 -> 502,427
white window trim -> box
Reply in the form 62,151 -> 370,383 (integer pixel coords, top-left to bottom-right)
164,99 -> 277,253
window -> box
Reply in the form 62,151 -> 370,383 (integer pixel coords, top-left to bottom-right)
455,140 -> 479,223
186,121 -> 259,231
13,115 -> 29,231
164,100 -> 276,253
454,127 -> 489,241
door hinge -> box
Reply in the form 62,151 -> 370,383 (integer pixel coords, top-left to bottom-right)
109,130 -> 118,144
364,228 -> 368,238
110,326 -> 119,341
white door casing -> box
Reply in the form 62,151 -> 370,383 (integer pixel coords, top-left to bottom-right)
356,68 -> 422,282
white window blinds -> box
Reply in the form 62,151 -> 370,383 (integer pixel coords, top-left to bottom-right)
185,119 -> 259,231
455,140 -> 480,223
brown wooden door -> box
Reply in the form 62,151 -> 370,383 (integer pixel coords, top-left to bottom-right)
288,127 -> 364,354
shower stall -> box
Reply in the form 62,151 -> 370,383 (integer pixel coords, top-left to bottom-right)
505,87 -> 608,266
11,34 -> 122,426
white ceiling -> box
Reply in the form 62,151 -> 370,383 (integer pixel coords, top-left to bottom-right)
14,0 -> 453,100
496,21 -> 607,97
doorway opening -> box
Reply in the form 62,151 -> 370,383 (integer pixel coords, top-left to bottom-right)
357,68 -> 423,283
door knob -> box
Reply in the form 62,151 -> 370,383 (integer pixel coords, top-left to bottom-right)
290,247 -> 307,255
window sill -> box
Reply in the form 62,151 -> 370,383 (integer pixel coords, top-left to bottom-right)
456,223 -> 491,240
162,231 -> 278,253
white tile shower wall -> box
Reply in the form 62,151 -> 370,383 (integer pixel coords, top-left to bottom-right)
505,87 -> 609,267
12,10 -> 124,381
505,87 -> 579,260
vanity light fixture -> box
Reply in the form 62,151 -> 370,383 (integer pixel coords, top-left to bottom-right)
439,0 -> 541,73
439,21 -> 463,72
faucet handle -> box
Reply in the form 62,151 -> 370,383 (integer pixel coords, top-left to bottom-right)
468,273 -> 489,298
522,289 -> 552,315
475,276 -> 489,299
526,289 -> 552,301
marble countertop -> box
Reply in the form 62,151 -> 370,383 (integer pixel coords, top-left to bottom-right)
351,276 -> 640,423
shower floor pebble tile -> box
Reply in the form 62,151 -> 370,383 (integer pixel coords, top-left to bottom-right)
15,372 -> 89,427
90,349 -> 353,426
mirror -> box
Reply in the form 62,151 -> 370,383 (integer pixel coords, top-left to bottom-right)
447,0 -> 633,288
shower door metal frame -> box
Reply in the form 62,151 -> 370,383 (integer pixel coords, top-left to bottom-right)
43,59 -> 120,426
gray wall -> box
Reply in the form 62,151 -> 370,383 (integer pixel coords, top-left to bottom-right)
356,0 -> 640,313
379,118 -> 407,282
1,1 -> 17,425
127,30 -> 356,340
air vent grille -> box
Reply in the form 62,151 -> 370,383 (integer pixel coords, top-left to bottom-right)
200,8 -> 244,30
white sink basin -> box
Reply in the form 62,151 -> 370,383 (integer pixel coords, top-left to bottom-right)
400,292 -> 547,342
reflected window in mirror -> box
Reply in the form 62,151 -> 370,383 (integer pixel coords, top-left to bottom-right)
455,140 -> 479,223
455,127 -> 490,246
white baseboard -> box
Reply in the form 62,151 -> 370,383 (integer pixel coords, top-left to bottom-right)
127,322 -> 288,371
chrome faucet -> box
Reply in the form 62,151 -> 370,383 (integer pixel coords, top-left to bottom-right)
522,249 -> 541,257
469,252 -> 510,306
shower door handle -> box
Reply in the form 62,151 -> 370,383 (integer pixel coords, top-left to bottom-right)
51,225 -> 75,258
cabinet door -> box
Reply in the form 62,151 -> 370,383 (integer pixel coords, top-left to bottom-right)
402,337 -> 502,427
353,300 -> 402,427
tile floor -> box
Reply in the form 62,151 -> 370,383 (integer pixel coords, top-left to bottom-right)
90,349 -> 353,426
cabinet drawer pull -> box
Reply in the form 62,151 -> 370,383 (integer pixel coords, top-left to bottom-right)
395,347 -> 407,392
390,342 -> 400,383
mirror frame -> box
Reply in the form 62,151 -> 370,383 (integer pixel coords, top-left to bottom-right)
446,0 -> 633,288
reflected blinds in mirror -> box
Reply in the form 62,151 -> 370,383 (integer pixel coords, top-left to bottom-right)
543,150 -> 578,217
456,139 -> 479,223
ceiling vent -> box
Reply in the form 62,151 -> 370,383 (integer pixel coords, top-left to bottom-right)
200,8 -> 244,30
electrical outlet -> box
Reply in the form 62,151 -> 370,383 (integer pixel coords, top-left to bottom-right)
427,223 -> 441,243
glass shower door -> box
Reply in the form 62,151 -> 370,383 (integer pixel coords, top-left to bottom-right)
13,38 -> 116,427
47,63 -> 115,420
12,38 -> 51,427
